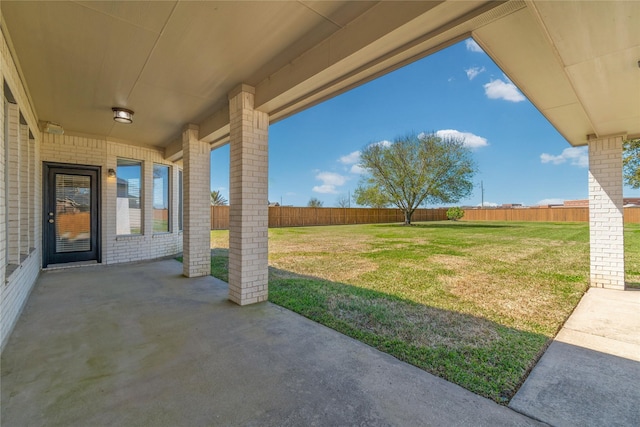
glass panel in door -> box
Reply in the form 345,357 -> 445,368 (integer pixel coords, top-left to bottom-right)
55,173 -> 91,252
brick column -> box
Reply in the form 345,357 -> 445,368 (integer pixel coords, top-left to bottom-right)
182,124 -> 211,277
6,102 -> 20,265
588,136 -> 625,290
228,84 -> 269,305
19,123 -> 29,255
0,95 -> 6,278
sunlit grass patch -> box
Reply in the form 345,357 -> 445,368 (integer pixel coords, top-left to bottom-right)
208,221 -> 639,402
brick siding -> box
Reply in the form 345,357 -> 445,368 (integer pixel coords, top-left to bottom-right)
588,136 -> 625,289
228,85 -> 269,305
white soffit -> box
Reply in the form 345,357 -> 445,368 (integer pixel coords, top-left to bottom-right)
475,1 -> 640,146
473,7 -> 593,146
530,1 -> 640,141
257,1 -> 523,122
1,1 -> 379,146
3,0 -> 637,151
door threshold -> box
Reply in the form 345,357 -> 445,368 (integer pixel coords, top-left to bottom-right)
43,260 -> 100,271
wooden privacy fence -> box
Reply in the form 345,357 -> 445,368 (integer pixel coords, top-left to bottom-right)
626,207 -> 640,223
211,206 -> 640,229
462,207 -> 640,223
211,206 -> 447,229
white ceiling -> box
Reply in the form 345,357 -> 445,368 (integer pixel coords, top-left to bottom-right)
1,1 -> 638,155
474,1 -> 640,146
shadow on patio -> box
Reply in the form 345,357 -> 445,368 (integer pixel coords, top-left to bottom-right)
1,259 -> 538,426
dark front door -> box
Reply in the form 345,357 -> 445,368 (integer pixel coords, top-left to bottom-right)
43,163 -> 101,267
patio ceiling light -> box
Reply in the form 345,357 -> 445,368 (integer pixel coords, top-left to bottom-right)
42,121 -> 64,135
112,107 -> 134,124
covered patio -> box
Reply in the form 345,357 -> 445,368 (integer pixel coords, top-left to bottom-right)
1,1 -> 639,423
1,259 -> 537,426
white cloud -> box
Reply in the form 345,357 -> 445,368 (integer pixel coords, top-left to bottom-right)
339,151 -> 361,165
312,184 -> 339,194
477,201 -> 498,207
465,66 -> 485,80
312,171 -> 348,194
435,129 -> 488,149
337,141 -> 391,177
536,198 -> 565,206
371,140 -> 392,148
465,39 -> 484,53
316,172 -> 347,186
540,146 -> 588,168
483,78 -> 525,102
350,164 -> 366,175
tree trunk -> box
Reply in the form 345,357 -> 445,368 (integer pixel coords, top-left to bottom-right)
404,210 -> 412,225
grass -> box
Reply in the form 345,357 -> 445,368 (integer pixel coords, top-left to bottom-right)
153,219 -> 168,233
208,221 -> 640,402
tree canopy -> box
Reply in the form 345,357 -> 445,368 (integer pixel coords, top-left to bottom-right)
307,197 -> 324,207
356,132 -> 476,224
353,179 -> 390,208
210,190 -> 228,206
623,139 -> 640,189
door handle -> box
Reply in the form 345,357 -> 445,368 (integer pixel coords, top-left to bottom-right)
48,219 -> 55,223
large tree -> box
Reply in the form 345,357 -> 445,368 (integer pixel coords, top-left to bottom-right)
353,178 -> 390,208
356,132 -> 476,225
623,139 -> 640,189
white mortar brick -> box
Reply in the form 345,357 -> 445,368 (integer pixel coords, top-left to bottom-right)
6,103 -> 20,265
228,85 -> 269,305
19,123 -> 30,254
588,136 -> 625,290
40,133 -> 183,264
1,29 -> 42,352
182,125 -> 211,277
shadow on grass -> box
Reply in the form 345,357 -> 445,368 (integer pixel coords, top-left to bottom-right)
208,249 -> 549,404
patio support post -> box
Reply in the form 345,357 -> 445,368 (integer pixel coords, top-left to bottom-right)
182,124 -> 211,277
5,102 -> 20,265
228,84 -> 269,305
588,135 -> 625,290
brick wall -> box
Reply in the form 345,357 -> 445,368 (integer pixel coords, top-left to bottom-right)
0,250 -> 40,350
1,27 -> 42,352
41,133 -> 183,265
5,104 -> 20,265
1,24 -> 183,352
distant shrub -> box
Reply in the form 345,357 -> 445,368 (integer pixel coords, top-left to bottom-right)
447,207 -> 464,221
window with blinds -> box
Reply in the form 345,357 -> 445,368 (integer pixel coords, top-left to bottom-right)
55,174 -> 91,252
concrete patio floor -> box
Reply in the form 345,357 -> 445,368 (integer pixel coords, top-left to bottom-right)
510,287 -> 640,426
1,259 -> 540,426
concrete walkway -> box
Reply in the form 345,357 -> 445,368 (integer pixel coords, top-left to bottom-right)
510,287 -> 640,426
1,259 -> 539,426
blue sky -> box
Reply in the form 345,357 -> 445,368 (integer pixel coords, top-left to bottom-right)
211,38 -> 639,208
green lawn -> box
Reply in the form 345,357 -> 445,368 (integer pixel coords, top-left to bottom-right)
208,221 -> 640,402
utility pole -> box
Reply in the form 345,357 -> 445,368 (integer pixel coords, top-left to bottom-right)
348,190 -> 351,208
481,181 -> 484,207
